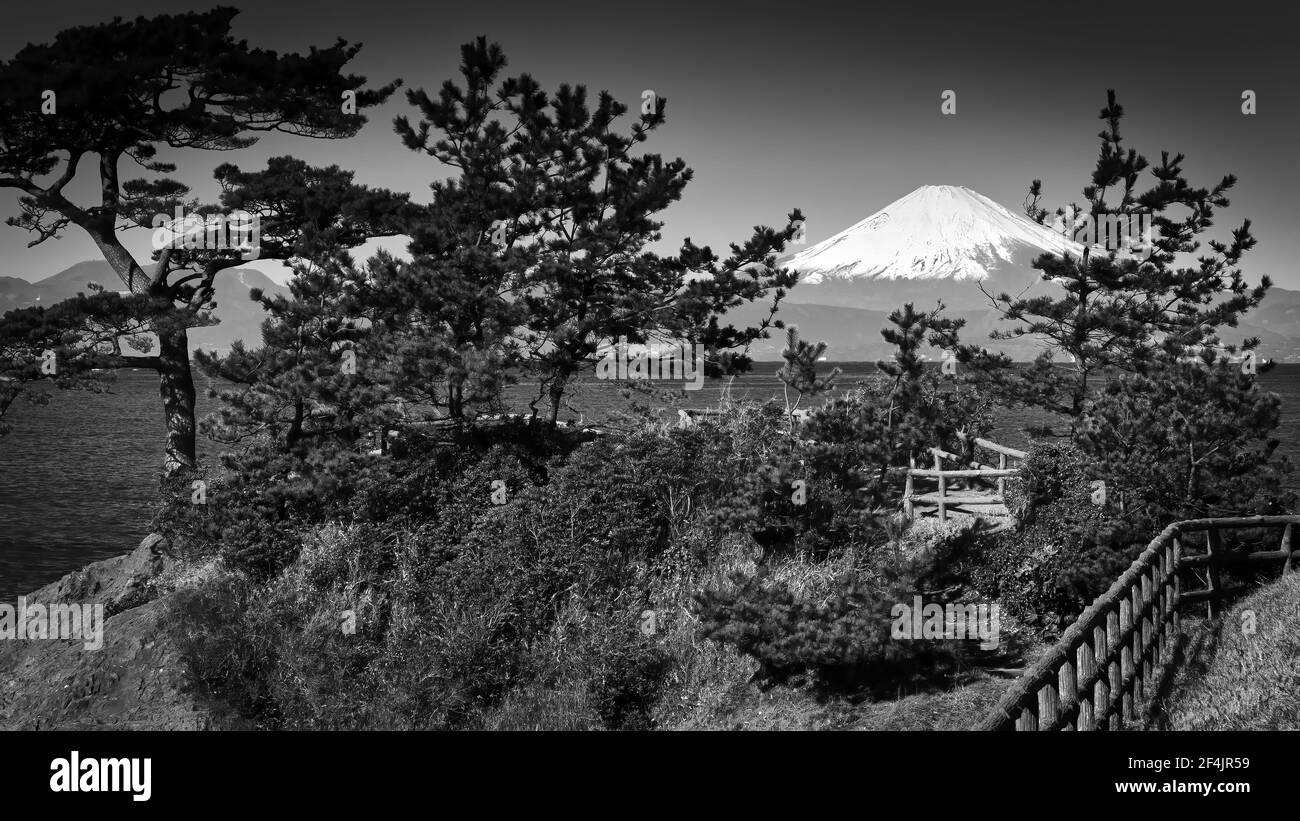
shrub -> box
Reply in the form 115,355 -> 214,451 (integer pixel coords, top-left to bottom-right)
1005,440 -> 1098,525
1075,354 -> 1295,520
706,304 -> 994,564
693,547 -> 983,697
970,442 -> 1152,630
168,570 -> 286,727
166,393 -> 1002,727
149,442 -> 389,579
587,630 -> 673,730
166,420 -> 729,728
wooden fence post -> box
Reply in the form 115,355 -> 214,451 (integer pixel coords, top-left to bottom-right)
1283,523 -> 1294,574
1093,625 -> 1109,730
1107,608 -> 1122,730
1058,657 -> 1076,731
1152,554 -> 1166,671
1206,528 -> 1223,619
1130,585 -> 1144,706
1017,704 -> 1038,731
1077,640 -> 1095,731
904,455 -> 915,519
1140,573 -> 1153,695
1119,598 -> 1136,724
934,452 -> 946,523
1172,534 -> 1182,640
1040,682 -> 1060,731
1170,537 -> 1180,665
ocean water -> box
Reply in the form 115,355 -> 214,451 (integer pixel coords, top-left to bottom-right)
2,364 -> 1298,599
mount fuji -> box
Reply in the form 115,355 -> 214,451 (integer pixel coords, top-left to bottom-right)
779,184 -> 1084,311
727,184 -> 1300,360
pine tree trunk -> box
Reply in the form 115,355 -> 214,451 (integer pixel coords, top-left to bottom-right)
86,231 -> 199,474
286,398 -> 306,452
1072,364 -> 1090,417
448,377 -> 464,418
156,326 -> 197,476
547,376 -> 566,426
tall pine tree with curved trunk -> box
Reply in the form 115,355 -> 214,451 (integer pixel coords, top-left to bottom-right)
395,38 -> 801,426
0,7 -> 400,474
981,90 -> 1268,419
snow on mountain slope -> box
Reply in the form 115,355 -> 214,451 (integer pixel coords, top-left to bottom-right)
782,184 -> 1085,284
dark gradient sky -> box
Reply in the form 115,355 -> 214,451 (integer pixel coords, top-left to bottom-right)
3,0 -> 1299,286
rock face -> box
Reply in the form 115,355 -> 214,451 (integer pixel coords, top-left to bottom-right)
24,533 -> 174,616
0,534 -> 214,730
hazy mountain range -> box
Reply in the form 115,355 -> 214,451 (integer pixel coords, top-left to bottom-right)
4,184 -> 1300,362
0,261 -> 287,358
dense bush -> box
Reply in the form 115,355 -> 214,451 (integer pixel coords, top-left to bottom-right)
960,355 -> 1298,633
969,442 -> 1152,630
167,419 -> 737,728
693,525 -> 992,696
1075,354 -> 1295,520
149,441 -> 389,579
703,403 -> 872,562
1004,440 -> 1098,525
694,572 -> 956,695
165,390 -> 1013,728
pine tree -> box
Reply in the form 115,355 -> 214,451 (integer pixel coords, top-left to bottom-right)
197,250 -> 395,458
865,303 -> 988,485
986,90 -> 1267,418
1075,350 -> 1292,519
0,8 -> 402,473
776,325 -> 841,427
395,37 -> 801,425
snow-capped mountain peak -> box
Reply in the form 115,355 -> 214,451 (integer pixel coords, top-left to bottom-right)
784,184 -> 1085,284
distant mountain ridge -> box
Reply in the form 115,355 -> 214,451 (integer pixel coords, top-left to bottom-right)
9,187 -> 1300,364
1,262 -> 289,356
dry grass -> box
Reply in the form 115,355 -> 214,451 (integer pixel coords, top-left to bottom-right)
657,668 -> 1018,731
1154,572 -> 1300,730
477,679 -> 604,730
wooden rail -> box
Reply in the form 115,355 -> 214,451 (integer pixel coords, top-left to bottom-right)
904,437 -> 1027,522
975,514 -> 1300,731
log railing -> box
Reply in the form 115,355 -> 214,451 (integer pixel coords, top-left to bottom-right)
975,514 -> 1300,731
904,437 -> 1027,522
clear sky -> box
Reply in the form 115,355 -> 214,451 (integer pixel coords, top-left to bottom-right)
3,0 -> 1298,287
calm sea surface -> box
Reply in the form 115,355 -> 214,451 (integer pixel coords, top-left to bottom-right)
3,364 -> 1299,599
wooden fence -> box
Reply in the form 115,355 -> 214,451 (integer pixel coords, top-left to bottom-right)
975,514 -> 1300,731
904,437 -> 1027,522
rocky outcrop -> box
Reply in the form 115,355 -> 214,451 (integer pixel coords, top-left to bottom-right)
24,533 -> 175,615
0,534 -> 215,730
